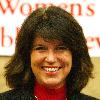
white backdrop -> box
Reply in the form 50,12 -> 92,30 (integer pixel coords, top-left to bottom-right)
0,0 -> 100,56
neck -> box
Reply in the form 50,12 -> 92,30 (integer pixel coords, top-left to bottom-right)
34,81 -> 67,100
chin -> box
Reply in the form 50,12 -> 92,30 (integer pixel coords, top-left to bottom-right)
44,81 -> 63,89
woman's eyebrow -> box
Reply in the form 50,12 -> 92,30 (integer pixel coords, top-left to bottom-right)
32,44 -> 46,50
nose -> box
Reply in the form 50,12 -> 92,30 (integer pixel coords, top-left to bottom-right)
45,50 -> 57,64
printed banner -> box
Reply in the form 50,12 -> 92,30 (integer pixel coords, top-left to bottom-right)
0,0 -> 100,56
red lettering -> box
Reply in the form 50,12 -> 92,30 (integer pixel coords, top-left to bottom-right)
0,0 -> 19,14
86,37 -> 100,49
86,4 -> 95,16
0,1 -> 95,16
20,3 -> 32,16
1,27 -> 13,47
96,37 -> 100,47
70,3 -> 82,16
86,37 -> 94,49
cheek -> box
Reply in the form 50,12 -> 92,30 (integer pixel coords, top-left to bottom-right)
30,53 -> 41,75
59,54 -> 72,66
61,56 -> 72,76
60,55 -> 72,75
31,53 -> 44,67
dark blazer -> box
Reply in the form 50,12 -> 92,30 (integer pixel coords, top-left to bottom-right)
0,89 -> 99,100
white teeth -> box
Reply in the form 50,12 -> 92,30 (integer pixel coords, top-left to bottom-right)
44,68 -> 59,72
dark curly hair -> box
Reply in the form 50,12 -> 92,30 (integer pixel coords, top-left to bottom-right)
5,6 -> 93,96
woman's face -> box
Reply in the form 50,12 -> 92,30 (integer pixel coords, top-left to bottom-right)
31,37 -> 72,89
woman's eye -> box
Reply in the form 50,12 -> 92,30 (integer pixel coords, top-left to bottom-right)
33,46 -> 47,51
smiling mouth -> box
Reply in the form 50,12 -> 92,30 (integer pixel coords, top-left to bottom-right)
42,67 -> 62,72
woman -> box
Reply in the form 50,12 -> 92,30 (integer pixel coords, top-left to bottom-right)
0,6 -> 99,100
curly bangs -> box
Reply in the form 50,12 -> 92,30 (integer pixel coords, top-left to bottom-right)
5,6 -> 93,94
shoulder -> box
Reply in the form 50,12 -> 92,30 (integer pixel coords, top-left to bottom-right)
0,89 -> 34,100
70,92 -> 99,100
